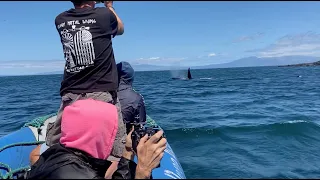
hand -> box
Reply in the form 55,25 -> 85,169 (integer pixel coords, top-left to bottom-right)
135,131 -> 167,178
104,1 -> 113,8
125,126 -> 134,152
122,126 -> 134,160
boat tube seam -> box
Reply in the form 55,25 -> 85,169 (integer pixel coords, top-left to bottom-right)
0,141 -> 44,179
0,113 -> 56,179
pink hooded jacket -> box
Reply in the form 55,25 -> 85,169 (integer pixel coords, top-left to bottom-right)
60,99 -> 118,159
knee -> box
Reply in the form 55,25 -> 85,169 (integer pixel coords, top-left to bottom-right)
29,145 -> 41,165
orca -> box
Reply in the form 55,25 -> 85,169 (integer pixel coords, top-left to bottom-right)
187,68 -> 192,79
171,68 -> 192,80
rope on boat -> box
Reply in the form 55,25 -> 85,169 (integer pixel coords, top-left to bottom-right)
0,113 -> 57,179
23,113 -> 57,128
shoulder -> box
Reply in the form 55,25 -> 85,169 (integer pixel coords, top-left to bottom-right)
132,90 -> 145,102
49,152 -> 99,179
90,7 -> 116,27
55,11 -> 68,25
93,7 -> 114,16
128,89 -> 143,101
51,162 -> 99,179
133,91 -> 145,106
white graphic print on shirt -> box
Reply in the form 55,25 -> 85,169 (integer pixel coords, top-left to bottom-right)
57,19 -> 97,73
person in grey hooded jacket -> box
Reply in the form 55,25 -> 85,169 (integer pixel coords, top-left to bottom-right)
117,61 -> 146,133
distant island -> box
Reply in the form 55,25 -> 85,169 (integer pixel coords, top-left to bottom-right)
279,60 -> 320,67
2,55 -> 320,76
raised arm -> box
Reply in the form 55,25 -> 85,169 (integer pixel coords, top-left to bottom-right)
105,1 -> 124,35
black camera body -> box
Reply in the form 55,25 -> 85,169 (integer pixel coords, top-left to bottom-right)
130,122 -> 165,168
131,123 -> 165,153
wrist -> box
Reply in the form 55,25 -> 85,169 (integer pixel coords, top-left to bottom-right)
135,165 -> 151,179
122,150 -> 134,160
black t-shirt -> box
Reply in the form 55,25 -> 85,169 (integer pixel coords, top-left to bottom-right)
55,7 -> 119,96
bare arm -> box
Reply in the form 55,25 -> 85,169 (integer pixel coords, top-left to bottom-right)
105,1 -> 124,35
135,165 -> 152,179
135,131 -> 167,179
29,145 -> 41,165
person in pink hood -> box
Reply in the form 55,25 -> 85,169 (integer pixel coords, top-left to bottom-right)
27,99 -> 167,179
60,98 -> 118,160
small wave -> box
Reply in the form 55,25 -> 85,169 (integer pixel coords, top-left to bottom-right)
199,78 -> 212,80
164,120 -> 320,139
282,120 -> 308,124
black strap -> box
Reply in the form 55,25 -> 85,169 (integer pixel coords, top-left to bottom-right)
108,91 -> 117,105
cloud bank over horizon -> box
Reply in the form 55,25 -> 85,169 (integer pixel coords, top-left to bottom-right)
247,32 -> 320,58
2,31 -> 320,75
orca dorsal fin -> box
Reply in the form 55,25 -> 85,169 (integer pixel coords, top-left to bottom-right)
187,68 -> 192,79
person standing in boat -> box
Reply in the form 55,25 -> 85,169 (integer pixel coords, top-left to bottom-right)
46,0 -> 126,165
117,61 -> 147,133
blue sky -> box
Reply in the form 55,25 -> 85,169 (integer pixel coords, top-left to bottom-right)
1,1 -> 320,75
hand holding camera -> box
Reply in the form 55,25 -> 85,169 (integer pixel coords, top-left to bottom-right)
123,122 -> 167,179
136,130 -> 167,177
131,124 -> 165,154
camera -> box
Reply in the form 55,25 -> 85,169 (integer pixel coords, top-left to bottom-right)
131,123 -> 165,153
130,122 -> 165,168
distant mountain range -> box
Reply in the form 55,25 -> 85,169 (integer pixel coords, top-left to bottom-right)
126,55 -> 320,71
38,55 -> 320,75
279,60 -> 320,67
192,55 -> 320,69
37,71 -> 63,75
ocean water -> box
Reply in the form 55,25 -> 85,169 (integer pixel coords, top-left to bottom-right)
1,66 -> 320,178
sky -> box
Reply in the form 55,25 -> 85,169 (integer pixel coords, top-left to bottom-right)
1,1 -> 320,75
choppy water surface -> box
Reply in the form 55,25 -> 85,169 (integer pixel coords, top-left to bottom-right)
1,66 -> 320,178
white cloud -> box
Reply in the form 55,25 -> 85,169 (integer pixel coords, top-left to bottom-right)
149,57 -> 160,60
0,60 -> 64,75
233,32 -> 264,43
132,57 -> 187,66
197,52 -> 227,59
208,53 -> 216,57
0,60 -> 64,69
247,32 -> 320,58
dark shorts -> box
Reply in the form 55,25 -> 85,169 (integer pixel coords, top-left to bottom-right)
45,92 -> 126,162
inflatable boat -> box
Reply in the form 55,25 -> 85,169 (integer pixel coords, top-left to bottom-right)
0,114 -> 186,179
